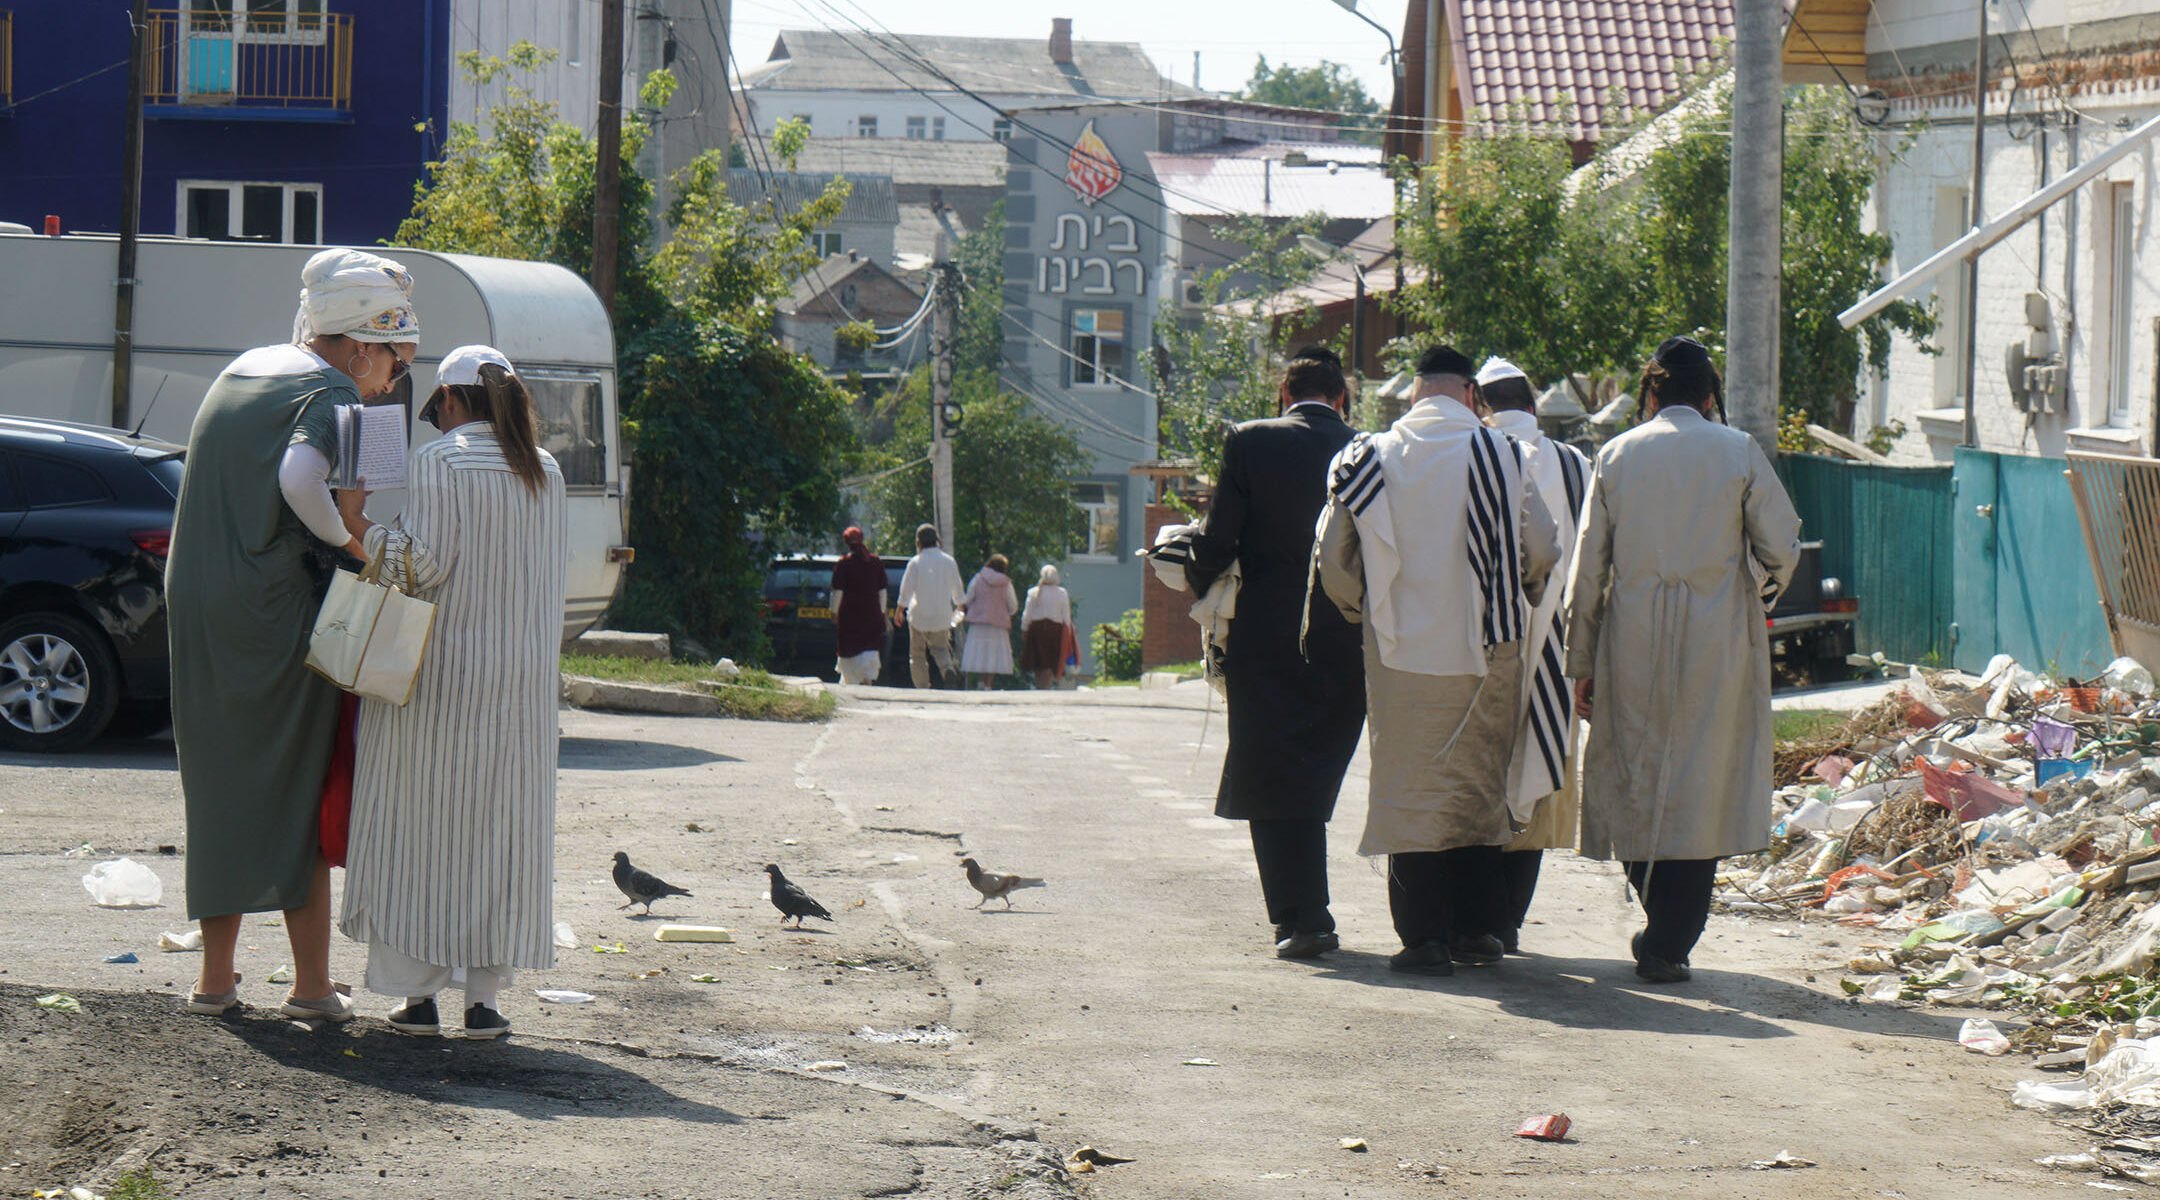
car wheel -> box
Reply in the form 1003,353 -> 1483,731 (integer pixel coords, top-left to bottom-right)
0,612 -> 122,753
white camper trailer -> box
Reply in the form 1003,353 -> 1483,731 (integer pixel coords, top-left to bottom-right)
0,231 -> 628,637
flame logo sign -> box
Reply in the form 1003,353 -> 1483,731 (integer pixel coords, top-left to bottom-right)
1064,119 -> 1123,206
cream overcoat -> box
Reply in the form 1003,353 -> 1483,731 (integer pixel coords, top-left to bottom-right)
1564,406 -> 1801,862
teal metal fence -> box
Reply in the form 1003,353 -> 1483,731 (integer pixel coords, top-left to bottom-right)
1776,454 -> 1955,665
1952,448 -> 2114,677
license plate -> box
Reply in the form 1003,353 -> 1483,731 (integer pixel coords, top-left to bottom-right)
797,606 -> 832,620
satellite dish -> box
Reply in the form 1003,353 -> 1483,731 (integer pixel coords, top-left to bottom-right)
1854,89 -> 1892,128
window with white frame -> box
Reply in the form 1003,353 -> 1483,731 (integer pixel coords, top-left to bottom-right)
906,115 -> 926,139
1068,308 -> 1126,387
181,0 -> 326,41
1073,482 -> 1119,558
179,180 -> 321,243
857,114 -> 877,137
813,231 -> 843,257
2110,181 -> 2138,425
932,116 -> 946,140
991,117 -> 1012,142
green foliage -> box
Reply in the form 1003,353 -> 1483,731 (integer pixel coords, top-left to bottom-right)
866,369 -> 1090,573
398,47 -> 854,662
109,1170 -> 175,1200
610,322 -> 856,658
1235,56 -> 1382,144
1154,214 -> 1330,483
1865,418 -> 1908,456
561,654 -> 836,721
953,200 -> 1008,375
1395,82 -> 1938,434
1778,406 -> 1816,454
1089,608 -> 1145,681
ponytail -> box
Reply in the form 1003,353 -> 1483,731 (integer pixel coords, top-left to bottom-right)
458,364 -> 547,493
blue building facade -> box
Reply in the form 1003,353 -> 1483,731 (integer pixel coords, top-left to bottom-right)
0,1 -> 451,245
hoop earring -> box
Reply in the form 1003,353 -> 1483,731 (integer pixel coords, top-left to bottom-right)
348,352 -> 373,380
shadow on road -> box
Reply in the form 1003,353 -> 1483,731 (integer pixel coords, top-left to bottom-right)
558,736 -> 739,771
0,738 -> 177,771
227,1015 -> 745,1124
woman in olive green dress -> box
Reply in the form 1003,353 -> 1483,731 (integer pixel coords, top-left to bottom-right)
165,247 -> 418,1020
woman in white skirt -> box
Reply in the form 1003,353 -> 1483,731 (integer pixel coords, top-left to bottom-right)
959,553 -> 1019,689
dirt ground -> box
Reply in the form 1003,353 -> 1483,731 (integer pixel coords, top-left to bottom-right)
0,687 -> 2107,1198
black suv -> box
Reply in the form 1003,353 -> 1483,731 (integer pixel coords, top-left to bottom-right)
0,417 -> 183,752
764,554 -> 914,685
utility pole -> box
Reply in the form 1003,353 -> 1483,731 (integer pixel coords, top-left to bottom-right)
930,227 -> 957,553
593,0 -> 625,316
1961,0 -> 1989,448
111,0 -> 148,430
1724,0 -> 1782,456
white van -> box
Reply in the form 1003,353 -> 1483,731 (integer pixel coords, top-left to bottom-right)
0,230 -> 628,637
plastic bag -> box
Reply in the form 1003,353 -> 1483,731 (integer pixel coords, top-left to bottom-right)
81,858 -> 162,908
1958,1018 -> 2012,1055
553,921 -> 578,950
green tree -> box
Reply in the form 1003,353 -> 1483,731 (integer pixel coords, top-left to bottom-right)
397,45 -> 858,660
866,369 -> 1090,575
953,200 -> 1007,375
1235,56 -> 1383,144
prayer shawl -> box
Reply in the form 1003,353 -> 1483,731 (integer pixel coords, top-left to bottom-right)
1321,397 -> 1530,678
1489,410 -> 1592,822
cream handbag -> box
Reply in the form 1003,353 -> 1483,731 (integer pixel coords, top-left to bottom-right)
305,542 -> 436,705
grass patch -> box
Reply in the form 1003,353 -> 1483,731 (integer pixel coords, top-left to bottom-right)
1774,708 -> 1849,743
561,654 -> 836,723
109,1171 -> 176,1200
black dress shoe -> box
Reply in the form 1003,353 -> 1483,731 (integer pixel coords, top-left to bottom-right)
1273,924 -> 1294,946
1275,930 -> 1340,959
1448,933 -> 1506,966
1499,928 -> 1521,955
1635,954 -> 1692,984
1389,941 -> 1454,976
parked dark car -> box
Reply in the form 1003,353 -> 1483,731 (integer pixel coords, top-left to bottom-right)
0,416 -> 183,752
1770,540 -> 1859,686
763,554 -> 918,685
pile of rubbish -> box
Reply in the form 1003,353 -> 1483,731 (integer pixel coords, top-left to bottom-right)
1731,654 -> 2160,1138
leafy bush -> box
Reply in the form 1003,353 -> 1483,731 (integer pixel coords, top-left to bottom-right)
1090,608 -> 1145,681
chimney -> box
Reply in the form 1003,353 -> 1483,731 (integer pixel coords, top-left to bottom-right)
1049,18 -> 1073,65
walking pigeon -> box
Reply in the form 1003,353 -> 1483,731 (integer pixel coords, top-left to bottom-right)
960,857 -> 1046,910
613,851 -> 691,914
764,863 -> 833,928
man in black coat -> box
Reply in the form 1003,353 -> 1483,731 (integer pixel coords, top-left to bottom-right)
1186,349 -> 1368,959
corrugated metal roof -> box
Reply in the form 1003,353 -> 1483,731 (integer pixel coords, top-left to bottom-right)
1458,0 -> 1734,141
726,169 -> 900,225
1146,152 -> 1395,219
739,29 -> 1204,101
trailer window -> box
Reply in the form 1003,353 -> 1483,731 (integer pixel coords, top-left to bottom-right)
524,376 -> 607,488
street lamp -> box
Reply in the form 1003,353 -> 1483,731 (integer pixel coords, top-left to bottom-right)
1296,233 -> 1368,379
1329,0 -> 1403,80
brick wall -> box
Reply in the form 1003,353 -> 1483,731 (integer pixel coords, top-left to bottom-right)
1142,503 -> 1204,667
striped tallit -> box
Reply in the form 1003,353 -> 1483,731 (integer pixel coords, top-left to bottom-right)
1466,427 -> 1529,649
1516,443 -> 1589,802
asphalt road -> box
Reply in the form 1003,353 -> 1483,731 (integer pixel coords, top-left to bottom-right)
0,682 -> 2081,1197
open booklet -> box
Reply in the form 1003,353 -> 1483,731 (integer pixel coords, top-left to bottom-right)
329,403 -> 408,491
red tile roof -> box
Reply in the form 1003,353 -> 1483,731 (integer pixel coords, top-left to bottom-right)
1456,0 -> 1733,141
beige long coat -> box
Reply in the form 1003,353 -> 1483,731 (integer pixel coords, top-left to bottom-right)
1564,406 -> 1801,862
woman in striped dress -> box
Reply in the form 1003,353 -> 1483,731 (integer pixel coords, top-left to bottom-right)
333,345 -> 567,1039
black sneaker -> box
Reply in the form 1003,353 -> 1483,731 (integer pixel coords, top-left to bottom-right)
387,998 -> 440,1036
1274,930 -> 1340,960
1448,934 -> 1506,966
463,1004 -> 510,1040
1389,941 -> 1454,976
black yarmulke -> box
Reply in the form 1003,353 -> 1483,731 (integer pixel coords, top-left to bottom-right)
1415,344 -> 1475,378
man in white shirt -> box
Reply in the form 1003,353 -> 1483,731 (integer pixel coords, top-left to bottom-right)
897,523 -> 965,689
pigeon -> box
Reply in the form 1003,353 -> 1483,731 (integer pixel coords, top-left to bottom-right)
613,851 -> 691,914
764,863 -> 833,929
961,857 -> 1046,910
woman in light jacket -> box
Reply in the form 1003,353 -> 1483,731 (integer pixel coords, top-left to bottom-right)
1018,564 -> 1074,689
958,553 -> 1019,689
334,345 -> 567,1039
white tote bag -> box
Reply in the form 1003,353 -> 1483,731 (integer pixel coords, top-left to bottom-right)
305,544 -> 436,705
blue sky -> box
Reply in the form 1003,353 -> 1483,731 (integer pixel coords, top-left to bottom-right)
729,0 -> 1411,105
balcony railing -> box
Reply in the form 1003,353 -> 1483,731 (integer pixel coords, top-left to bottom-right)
2,12 -> 14,109
147,8 -> 351,115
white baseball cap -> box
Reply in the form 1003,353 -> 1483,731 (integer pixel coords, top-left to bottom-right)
435,344 -> 514,386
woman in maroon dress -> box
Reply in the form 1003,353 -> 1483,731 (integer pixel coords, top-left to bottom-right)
830,526 -> 890,685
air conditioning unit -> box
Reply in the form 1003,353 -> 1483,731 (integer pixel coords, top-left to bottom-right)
1179,278 -> 1208,311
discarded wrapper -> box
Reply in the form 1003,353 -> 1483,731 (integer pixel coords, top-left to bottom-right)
101,952 -> 138,964
1064,1146 -> 1134,1174
158,929 -> 204,952
1514,1114 -> 1570,1141
1340,1137 -> 1369,1152
653,925 -> 735,943
1747,1150 -> 1817,1170
532,989 -> 594,1004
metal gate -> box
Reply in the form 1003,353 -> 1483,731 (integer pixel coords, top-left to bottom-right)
2066,451 -> 2160,670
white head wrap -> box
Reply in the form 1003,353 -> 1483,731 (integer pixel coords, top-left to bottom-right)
292,248 -> 420,345
1039,564 -> 1060,586
436,344 -> 514,385
1475,356 -> 1528,387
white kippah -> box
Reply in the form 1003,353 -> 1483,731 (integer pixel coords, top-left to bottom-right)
1475,356 -> 1528,387
435,344 -> 514,385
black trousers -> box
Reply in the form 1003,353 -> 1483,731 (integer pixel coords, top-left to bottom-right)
1625,858 -> 1720,963
1498,849 -> 1543,933
1388,845 -> 1505,949
1249,819 -> 1332,935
